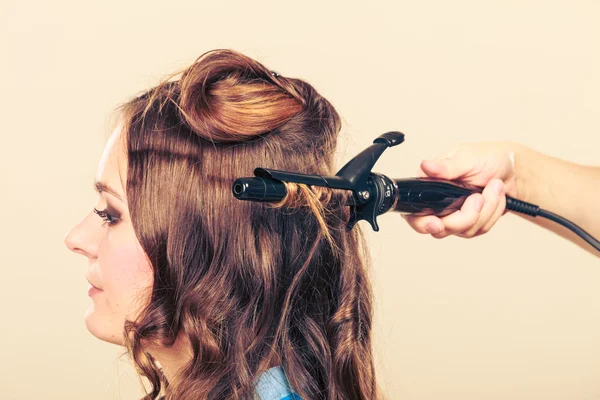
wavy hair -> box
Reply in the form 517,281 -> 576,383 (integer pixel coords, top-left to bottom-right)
115,49 -> 380,399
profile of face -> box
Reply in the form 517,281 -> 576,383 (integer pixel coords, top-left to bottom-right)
64,125 -> 153,346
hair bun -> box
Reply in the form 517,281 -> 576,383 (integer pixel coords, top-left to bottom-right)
178,49 -> 304,143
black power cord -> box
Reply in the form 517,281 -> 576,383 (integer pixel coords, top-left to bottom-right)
506,197 -> 600,252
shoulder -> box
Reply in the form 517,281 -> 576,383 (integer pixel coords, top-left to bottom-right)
254,365 -> 302,400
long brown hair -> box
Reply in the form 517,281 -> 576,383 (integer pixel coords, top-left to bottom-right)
115,49 -> 380,399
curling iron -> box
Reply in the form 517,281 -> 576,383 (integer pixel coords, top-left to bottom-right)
232,131 -> 600,253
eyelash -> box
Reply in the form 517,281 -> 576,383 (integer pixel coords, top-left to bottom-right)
93,208 -> 120,227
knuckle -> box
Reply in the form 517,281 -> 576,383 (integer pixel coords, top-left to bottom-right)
464,213 -> 480,229
469,212 -> 480,225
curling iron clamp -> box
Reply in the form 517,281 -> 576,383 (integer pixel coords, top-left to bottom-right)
232,131 -> 600,253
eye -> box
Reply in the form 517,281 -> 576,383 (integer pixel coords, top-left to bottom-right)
93,207 -> 120,227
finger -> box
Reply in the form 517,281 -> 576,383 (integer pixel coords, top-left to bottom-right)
401,214 -> 444,235
477,187 -> 507,235
419,150 -> 470,181
459,179 -> 504,237
430,193 -> 484,239
419,159 -> 447,178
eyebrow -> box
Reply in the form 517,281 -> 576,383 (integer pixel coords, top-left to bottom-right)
94,180 -> 124,202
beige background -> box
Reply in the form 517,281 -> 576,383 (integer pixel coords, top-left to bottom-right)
1,1 -> 599,399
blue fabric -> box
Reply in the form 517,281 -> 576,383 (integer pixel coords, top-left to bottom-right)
254,365 -> 301,400
280,395 -> 302,400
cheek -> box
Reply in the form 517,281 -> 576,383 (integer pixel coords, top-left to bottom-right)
98,229 -> 153,320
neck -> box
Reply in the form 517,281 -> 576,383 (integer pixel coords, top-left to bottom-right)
146,333 -> 193,383
144,334 -> 283,383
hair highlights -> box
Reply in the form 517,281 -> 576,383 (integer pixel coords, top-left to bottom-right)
115,49 -> 381,400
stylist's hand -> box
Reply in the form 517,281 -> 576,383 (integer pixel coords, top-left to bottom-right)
402,142 -> 520,238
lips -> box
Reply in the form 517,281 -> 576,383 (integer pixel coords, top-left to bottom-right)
86,277 -> 103,290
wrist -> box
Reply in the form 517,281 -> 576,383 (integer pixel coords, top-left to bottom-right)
504,141 -> 529,201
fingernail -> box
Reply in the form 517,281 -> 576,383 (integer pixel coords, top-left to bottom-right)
426,222 -> 441,234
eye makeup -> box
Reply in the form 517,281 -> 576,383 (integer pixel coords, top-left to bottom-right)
93,207 -> 121,227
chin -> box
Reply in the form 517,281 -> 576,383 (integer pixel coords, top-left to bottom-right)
84,304 -> 125,346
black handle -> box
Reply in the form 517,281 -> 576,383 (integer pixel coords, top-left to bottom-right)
386,177 -> 483,217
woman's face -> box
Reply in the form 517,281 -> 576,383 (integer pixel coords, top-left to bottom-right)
64,126 -> 153,346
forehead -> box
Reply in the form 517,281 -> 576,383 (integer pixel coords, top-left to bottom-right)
96,124 -> 127,202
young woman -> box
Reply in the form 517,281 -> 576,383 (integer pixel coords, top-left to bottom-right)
65,49 -> 380,399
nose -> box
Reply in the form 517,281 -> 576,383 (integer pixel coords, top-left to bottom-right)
64,214 -> 98,257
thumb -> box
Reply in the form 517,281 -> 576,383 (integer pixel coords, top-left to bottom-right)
420,152 -> 471,180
